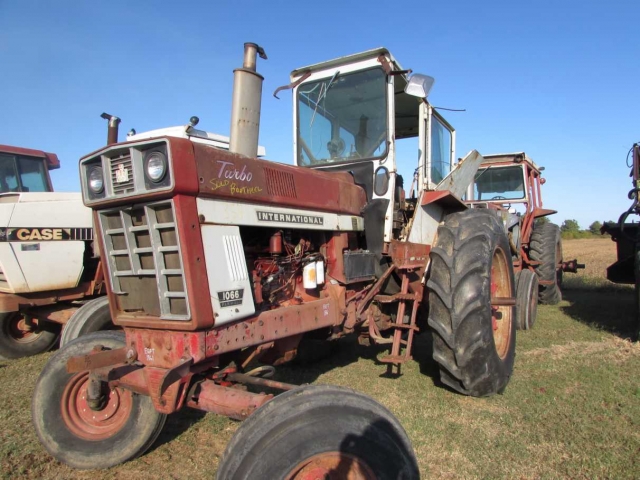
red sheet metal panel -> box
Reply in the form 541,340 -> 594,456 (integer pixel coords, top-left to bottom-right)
194,143 -> 366,216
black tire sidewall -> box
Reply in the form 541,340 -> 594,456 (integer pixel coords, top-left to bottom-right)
60,297 -> 113,347
32,331 -> 166,469
217,385 -> 419,480
516,270 -> 538,330
428,209 -> 517,397
530,222 -> 562,304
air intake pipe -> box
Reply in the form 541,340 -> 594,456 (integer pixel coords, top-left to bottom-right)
229,43 -> 267,158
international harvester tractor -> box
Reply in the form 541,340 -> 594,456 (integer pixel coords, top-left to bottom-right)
33,44 -> 521,478
465,152 -> 583,331
602,142 -> 640,341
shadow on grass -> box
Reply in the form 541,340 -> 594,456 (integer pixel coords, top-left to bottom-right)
561,279 -> 638,340
148,332 -> 442,453
272,331 -> 440,388
148,407 -> 208,452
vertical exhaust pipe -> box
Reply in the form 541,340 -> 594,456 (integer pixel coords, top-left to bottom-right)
229,43 -> 267,157
101,112 -> 121,146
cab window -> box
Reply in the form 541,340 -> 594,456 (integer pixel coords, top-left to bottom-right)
430,115 -> 451,184
474,166 -> 526,200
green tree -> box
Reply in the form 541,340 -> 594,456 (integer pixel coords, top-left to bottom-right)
561,219 -> 580,233
589,221 -> 602,235
535,216 -> 550,226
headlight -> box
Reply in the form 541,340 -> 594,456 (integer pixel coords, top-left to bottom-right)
145,151 -> 167,183
88,167 -> 104,194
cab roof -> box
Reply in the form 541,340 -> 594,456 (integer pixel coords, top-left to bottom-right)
0,144 -> 60,170
481,152 -> 542,173
290,47 -> 403,80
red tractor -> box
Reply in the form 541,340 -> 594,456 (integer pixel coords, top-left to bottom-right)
465,152 -> 583,330
601,142 -> 640,341
33,44 -> 519,478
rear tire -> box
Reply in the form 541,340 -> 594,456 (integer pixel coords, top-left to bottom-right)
0,313 -> 60,360
515,270 -> 539,330
32,331 -> 166,469
216,385 -> 419,480
529,222 -> 562,305
427,209 -> 517,397
60,297 -> 113,348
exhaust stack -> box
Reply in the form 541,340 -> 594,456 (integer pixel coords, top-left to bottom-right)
229,43 -> 267,158
101,112 -> 121,146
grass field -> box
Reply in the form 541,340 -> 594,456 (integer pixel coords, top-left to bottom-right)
1,238 -> 639,479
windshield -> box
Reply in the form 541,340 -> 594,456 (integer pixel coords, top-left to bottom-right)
297,68 -> 387,166
473,165 -> 526,201
0,153 -> 51,193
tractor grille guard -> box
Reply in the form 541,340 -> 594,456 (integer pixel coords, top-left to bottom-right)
99,200 -> 190,321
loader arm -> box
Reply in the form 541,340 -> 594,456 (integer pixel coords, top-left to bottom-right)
407,150 -> 484,245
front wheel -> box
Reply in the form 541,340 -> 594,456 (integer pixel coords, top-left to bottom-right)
60,296 -> 114,347
0,313 -> 60,360
515,270 -> 539,330
32,331 -> 166,469
216,385 -> 419,480
427,209 -> 517,397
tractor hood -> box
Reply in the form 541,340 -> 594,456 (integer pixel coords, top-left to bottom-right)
194,143 -> 367,217
0,192 -> 92,229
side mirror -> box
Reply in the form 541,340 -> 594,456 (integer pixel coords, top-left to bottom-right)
404,74 -> 435,99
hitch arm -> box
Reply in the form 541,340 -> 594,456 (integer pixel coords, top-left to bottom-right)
561,259 -> 585,273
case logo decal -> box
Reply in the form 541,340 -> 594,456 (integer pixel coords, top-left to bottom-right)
0,228 -> 93,242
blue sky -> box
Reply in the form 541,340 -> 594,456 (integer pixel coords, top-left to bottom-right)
1,0 -> 638,228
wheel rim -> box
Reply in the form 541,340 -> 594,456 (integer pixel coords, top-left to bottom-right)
491,247 -> 513,359
5,314 -> 44,344
285,452 -> 378,480
61,372 -> 133,441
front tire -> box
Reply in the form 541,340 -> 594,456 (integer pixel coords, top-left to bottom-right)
0,313 -> 60,360
216,385 -> 419,480
427,209 -> 517,397
529,222 -> 562,305
515,270 -> 539,330
60,296 -> 114,348
32,331 -> 166,469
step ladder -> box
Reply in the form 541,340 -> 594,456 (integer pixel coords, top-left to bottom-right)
376,270 -> 420,376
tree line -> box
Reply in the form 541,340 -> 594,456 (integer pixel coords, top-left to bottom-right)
536,217 -> 612,239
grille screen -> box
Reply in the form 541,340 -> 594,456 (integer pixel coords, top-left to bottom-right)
264,167 -> 297,198
110,155 -> 135,195
100,200 -> 189,320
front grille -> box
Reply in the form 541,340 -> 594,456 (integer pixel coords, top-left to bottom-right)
110,155 -> 135,195
264,167 -> 297,198
99,200 -> 189,320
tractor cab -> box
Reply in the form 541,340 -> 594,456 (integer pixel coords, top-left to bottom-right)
465,152 -> 550,215
0,145 -> 58,193
291,48 -> 456,243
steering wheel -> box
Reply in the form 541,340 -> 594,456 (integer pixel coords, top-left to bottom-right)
490,196 -> 511,209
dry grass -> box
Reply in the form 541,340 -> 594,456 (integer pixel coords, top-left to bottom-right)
563,237 -> 617,278
0,238 -> 639,479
